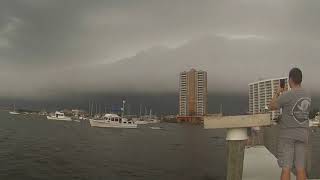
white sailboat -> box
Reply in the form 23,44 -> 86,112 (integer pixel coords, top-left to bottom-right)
9,104 -> 20,115
47,111 -> 72,121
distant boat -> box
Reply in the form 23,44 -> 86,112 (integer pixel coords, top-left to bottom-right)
310,114 -> 320,127
134,118 -> 160,124
9,104 -> 20,115
148,119 -> 160,123
39,110 -> 48,116
133,118 -> 149,125
133,109 -> 161,125
47,111 -> 72,121
150,126 -> 162,130
90,114 -> 137,129
9,111 -> 20,115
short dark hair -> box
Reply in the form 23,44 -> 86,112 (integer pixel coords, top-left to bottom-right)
289,68 -> 302,84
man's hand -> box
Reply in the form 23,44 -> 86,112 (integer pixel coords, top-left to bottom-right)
276,87 -> 285,97
269,87 -> 284,110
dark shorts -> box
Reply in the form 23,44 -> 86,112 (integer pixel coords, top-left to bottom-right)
277,137 -> 307,169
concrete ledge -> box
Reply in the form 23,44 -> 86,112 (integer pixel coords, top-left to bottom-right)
204,114 -> 271,129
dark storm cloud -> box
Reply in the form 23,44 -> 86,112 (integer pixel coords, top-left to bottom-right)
0,0 -> 320,97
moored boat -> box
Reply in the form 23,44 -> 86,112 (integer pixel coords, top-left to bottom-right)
9,104 -> 20,115
9,111 -> 20,115
47,111 -> 72,121
89,114 -> 137,129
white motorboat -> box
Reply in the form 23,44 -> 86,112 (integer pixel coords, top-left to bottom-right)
47,111 -> 72,121
90,114 -> 137,129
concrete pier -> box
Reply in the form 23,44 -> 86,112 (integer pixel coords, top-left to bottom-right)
204,114 -> 320,179
243,146 -> 295,180
204,114 -> 271,180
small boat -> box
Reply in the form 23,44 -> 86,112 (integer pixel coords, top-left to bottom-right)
150,126 -> 162,130
148,119 -> 160,123
9,104 -> 20,115
39,111 -> 48,116
78,116 -> 88,121
310,121 -> 319,127
89,114 -> 137,129
310,115 -> 320,127
47,111 -> 72,121
133,118 -> 160,125
133,119 -> 149,125
9,111 -> 20,115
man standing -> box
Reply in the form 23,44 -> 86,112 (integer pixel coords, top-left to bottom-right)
269,68 -> 311,180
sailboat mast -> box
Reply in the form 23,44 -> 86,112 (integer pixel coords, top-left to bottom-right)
144,106 -> 147,116
88,100 -> 90,117
91,101 -> 94,117
95,102 -> 97,115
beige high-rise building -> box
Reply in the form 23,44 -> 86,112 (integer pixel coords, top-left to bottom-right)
249,77 -> 289,120
179,69 -> 207,117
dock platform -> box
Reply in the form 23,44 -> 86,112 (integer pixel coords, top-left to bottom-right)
243,146 -> 295,180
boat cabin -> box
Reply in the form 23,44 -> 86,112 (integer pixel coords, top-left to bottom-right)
55,111 -> 65,118
103,114 -> 134,124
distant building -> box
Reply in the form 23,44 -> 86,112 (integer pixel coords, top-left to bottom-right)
178,69 -> 207,123
249,77 -> 289,120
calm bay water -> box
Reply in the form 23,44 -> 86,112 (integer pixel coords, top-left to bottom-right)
0,111 -> 226,180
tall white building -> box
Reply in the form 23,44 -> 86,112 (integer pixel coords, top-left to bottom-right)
249,77 -> 289,120
179,69 -> 207,117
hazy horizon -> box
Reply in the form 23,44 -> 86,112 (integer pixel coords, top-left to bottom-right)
1,92 -> 320,116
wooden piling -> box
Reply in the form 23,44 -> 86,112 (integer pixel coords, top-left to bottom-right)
226,140 -> 246,180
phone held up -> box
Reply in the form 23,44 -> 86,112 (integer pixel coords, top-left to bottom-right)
280,79 -> 286,89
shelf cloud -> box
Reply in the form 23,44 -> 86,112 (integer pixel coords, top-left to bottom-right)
0,0 -> 320,98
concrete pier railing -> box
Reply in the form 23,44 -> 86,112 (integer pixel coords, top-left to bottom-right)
204,114 -> 271,180
205,114 -> 320,180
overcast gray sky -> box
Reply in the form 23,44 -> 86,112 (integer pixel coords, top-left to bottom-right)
1,0 -> 320,97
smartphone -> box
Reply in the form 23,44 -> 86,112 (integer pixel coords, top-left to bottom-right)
280,79 -> 285,89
